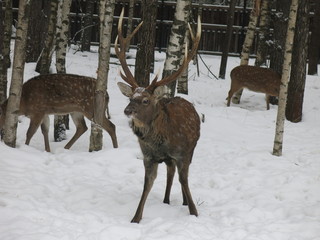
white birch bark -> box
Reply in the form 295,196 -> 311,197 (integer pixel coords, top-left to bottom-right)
273,0 -> 299,156
162,0 -> 191,97
54,0 -> 72,142
3,0 -> 30,148
89,0 -> 115,152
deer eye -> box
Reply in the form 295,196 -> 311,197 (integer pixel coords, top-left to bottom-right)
142,98 -> 149,105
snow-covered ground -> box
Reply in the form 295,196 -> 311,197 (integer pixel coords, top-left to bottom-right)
0,45 -> 319,240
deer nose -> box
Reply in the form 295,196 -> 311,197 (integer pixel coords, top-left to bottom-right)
124,106 -> 135,116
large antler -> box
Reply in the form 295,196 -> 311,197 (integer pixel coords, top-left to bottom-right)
146,15 -> 202,93
115,8 -> 143,89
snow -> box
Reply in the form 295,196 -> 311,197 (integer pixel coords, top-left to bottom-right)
1,46 -> 320,240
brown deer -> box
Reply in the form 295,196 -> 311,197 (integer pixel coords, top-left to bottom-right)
0,74 -> 118,152
115,9 -> 201,223
226,65 -> 281,110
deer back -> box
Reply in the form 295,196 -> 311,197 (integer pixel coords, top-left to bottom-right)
19,74 -> 98,118
230,65 -> 281,96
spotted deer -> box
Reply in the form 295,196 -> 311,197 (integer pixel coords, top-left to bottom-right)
0,74 -> 118,152
115,9 -> 201,223
226,65 -> 281,110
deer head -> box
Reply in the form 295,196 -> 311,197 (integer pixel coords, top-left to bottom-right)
115,8 -> 201,101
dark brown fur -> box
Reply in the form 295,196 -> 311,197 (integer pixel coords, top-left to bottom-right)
119,84 -> 200,223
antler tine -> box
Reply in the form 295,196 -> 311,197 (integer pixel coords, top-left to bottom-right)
115,8 -> 143,89
147,15 -> 202,92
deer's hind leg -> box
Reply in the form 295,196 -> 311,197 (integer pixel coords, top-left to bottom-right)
64,112 -> 88,149
176,158 -> 198,217
101,116 -> 118,148
40,115 -> 50,152
163,160 -> 176,204
26,114 -> 46,150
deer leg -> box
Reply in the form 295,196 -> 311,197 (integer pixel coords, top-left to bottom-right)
101,116 -> 118,148
227,85 -> 242,107
177,161 -> 198,217
163,160 -> 176,204
64,113 -> 88,149
40,115 -> 50,152
25,116 -> 44,149
266,94 -> 270,110
131,161 -> 158,223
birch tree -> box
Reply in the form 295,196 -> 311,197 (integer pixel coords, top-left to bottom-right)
35,0 -> 58,74
3,0 -> 31,148
0,0 -> 12,103
255,0 -> 271,67
54,0 -> 72,142
162,0 -> 191,97
89,0 -> 115,152
273,0 -> 299,157
232,0 -> 261,104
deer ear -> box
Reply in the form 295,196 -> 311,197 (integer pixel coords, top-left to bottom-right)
117,82 -> 133,97
153,85 -> 170,99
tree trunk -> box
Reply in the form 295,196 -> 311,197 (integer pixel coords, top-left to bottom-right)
26,0 -> 49,63
219,0 -> 237,79
273,0 -> 299,157
162,0 -> 191,97
0,0 -> 12,104
177,32 -> 190,95
126,0 -> 135,52
134,0 -> 157,87
232,0 -> 261,104
89,0 -> 115,152
81,0 -> 95,52
54,0 -> 72,142
270,0 -> 291,75
255,0 -> 271,67
285,0 -> 310,123
307,0 -> 320,75
3,0 -> 31,148
35,0 -> 59,74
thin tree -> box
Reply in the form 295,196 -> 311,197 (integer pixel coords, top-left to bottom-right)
273,0 -> 299,157
269,0 -> 291,75
134,0 -> 157,87
81,0 -> 96,52
54,0 -> 72,142
177,0 -> 193,95
0,0 -> 12,103
219,0 -> 237,79
255,0 -> 271,67
285,0 -> 310,123
162,0 -> 191,97
35,0 -> 59,74
308,0 -> 320,75
126,0 -> 135,52
232,0 -> 261,104
26,0 -> 49,63
89,0 -> 115,152
3,0 -> 31,148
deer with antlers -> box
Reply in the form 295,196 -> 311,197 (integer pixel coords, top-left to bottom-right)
115,9 -> 201,223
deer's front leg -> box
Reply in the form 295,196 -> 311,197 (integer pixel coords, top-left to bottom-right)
131,160 -> 158,223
